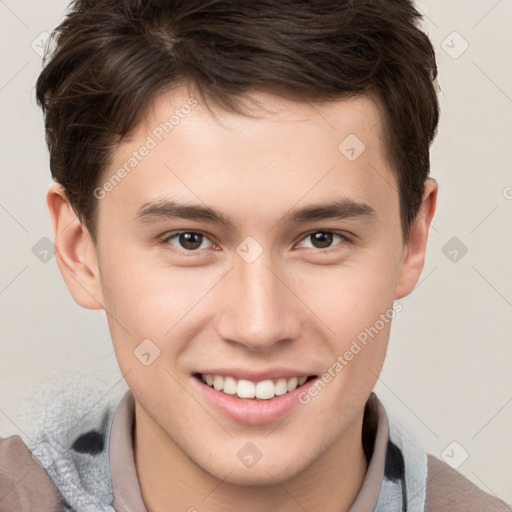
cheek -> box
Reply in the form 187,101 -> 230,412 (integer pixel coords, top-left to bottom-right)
100,252 -> 196,329
99,233 -> 400,372
98,252 -> 222,369
297,257 -> 399,335
292,255 -> 398,386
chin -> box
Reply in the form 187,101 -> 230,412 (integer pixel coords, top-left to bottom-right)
216,465 -> 300,487
198,449 -> 310,487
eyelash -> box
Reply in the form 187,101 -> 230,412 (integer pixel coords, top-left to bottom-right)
159,229 -> 352,255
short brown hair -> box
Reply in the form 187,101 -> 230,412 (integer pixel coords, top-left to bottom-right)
36,0 -> 439,243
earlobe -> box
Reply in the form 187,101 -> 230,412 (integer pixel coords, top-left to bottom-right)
46,183 -> 105,310
394,178 -> 438,300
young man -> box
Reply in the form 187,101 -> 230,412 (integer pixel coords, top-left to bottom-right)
0,0 -> 510,511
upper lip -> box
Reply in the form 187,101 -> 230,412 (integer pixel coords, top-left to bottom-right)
195,368 -> 317,382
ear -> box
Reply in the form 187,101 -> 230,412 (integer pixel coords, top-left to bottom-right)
394,178 -> 438,300
46,182 -> 105,310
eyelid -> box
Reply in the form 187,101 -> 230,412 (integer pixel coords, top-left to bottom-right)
159,228 -> 353,254
295,229 -> 352,251
159,230 -> 216,254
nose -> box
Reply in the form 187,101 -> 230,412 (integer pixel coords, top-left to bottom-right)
215,250 -> 302,351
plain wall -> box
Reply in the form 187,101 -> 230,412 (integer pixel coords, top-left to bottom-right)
0,0 -> 511,504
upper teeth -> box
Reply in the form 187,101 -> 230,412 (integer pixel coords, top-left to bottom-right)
201,374 -> 309,400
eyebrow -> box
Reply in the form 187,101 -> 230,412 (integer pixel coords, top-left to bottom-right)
134,197 -> 377,229
284,198 -> 376,224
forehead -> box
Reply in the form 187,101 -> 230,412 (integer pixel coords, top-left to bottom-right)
98,86 -> 398,234
137,86 -> 386,149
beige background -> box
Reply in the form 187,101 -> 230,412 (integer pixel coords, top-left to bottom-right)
0,0 -> 511,504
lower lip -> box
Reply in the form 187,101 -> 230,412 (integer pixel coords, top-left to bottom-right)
192,375 -> 319,425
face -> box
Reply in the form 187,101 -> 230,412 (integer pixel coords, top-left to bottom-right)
51,86 -> 436,486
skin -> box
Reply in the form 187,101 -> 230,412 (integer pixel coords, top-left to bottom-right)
47,86 -> 437,512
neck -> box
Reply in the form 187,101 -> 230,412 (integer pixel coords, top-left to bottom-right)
134,405 -> 368,512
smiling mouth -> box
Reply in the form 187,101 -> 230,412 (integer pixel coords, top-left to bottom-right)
193,373 -> 318,400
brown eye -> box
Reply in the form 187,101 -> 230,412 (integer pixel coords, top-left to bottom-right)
163,231 -> 212,252
310,231 -> 333,249
179,232 -> 203,250
297,230 -> 348,251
